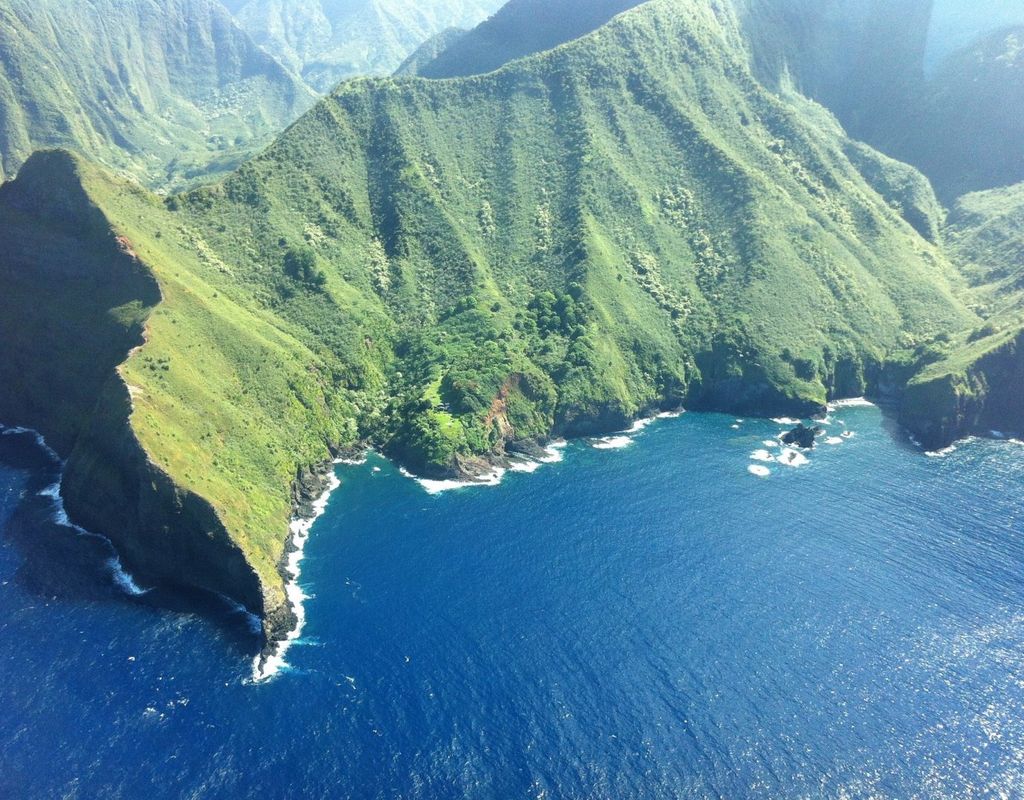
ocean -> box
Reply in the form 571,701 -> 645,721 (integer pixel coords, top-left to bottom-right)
1,404 -> 1023,798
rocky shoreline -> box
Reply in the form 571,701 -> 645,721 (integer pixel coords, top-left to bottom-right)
6,381 -> 1022,669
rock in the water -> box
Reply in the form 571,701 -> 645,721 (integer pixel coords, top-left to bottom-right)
782,424 -> 822,449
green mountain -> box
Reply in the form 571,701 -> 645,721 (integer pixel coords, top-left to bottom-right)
395,27 -> 470,76
736,1 -> 1023,203
229,0 -> 504,92
888,26 -> 1024,202
737,0 -> 932,145
899,181 -> 1024,446
0,0 -> 316,190
2,0 -> 1015,652
414,0 -> 645,78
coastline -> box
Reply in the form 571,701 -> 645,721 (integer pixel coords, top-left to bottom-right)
0,423 -> 148,597
253,464 -> 342,682
5,392 -> 1021,679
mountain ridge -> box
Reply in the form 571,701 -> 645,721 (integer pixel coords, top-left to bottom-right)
230,0 -> 505,91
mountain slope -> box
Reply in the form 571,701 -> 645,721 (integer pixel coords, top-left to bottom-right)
899,182 -> 1024,447
889,27 -> 1024,201
415,0 -> 646,78
737,0 -> 932,145
230,0 -> 504,92
0,0 -> 316,189
395,27 -> 469,76
735,1 -> 1023,203
0,0 -> 980,648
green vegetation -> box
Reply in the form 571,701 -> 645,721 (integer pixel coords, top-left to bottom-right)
889,27 -> 1024,201
4,0 -> 1017,632
899,181 -> 1024,446
0,0 -> 316,190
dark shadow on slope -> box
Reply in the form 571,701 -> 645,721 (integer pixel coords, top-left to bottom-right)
0,431 -> 262,659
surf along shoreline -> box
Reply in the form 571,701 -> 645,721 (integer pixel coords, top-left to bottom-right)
10,395 -> 1013,683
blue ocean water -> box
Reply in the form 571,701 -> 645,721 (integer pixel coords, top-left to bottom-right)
1,406 -> 1023,798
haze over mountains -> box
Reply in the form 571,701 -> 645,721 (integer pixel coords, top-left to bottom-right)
0,0 -> 503,189
230,0 -> 504,91
0,0 -> 316,188
0,0 -> 1021,652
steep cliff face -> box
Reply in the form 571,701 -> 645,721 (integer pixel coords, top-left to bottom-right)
900,329 -> 1024,448
0,151 -> 159,451
738,0 -> 932,144
889,26 -> 1024,202
62,379 -> 282,637
0,151 -> 292,644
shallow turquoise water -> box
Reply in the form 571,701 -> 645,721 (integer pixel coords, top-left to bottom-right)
1,406 -> 1023,798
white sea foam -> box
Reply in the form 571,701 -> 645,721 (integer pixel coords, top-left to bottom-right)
656,410 -> 685,419
539,440 -> 568,463
730,424 -> 741,430
38,480 -> 61,499
828,397 -> 875,410
401,467 -> 507,495
1,424 -> 61,461
334,454 -> 368,466
591,435 -> 634,450
990,430 -> 1007,439
750,449 -> 776,463
216,594 -> 263,634
925,444 -> 958,458
508,458 -> 543,474
748,464 -> 771,478
254,471 -> 341,683
762,440 -> 780,449
5,426 -> 151,598
108,558 -> 148,596
776,448 -> 810,467
842,431 -> 855,439
626,418 -> 655,434
825,437 -> 845,446
772,417 -> 801,426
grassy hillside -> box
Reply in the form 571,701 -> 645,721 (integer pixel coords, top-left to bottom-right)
0,0 -> 984,637
900,182 -> 1024,446
230,0 -> 504,92
0,0 -> 316,190
0,149 -> 360,642
176,0 -> 971,470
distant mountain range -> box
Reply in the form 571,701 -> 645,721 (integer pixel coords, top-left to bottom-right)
0,0 -> 316,189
